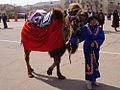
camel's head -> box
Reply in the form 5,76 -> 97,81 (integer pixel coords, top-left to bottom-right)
66,3 -> 84,54
68,3 -> 81,16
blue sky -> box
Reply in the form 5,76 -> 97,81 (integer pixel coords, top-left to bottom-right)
0,0 -> 60,6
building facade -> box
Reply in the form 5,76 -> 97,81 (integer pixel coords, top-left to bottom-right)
61,0 -> 120,14
61,0 -> 78,9
108,0 -> 120,13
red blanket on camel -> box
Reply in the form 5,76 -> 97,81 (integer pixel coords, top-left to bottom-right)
22,19 -> 64,52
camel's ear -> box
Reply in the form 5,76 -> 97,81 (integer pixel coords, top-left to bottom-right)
52,8 -> 63,21
68,3 -> 80,12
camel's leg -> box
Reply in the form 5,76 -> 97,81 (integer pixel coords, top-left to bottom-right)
47,57 -> 66,79
55,57 -> 66,80
24,49 -> 34,78
47,62 -> 56,76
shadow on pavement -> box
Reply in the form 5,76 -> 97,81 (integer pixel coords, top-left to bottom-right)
0,27 -> 13,30
105,30 -> 120,34
33,72 -> 120,90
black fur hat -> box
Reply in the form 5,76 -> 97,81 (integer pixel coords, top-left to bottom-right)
88,15 -> 98,22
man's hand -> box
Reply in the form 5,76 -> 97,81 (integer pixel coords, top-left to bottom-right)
91,42 -> 95,47
91,41 -> 99,48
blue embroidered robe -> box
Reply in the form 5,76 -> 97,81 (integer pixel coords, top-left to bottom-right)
79,23 -> 105,81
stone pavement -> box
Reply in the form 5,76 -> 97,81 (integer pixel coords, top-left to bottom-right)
0,19 -> 120,90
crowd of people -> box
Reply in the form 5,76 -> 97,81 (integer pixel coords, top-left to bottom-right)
85,9 -> 120,32
0,9 -> 119,31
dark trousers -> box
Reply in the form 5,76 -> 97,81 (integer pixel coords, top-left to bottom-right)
2,19 -> 8,28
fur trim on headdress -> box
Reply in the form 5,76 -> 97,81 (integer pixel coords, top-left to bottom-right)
68,3 -> 80,12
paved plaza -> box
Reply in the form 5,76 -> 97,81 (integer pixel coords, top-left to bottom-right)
0,19 -> 120,90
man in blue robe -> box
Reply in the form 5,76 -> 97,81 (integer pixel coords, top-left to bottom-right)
80,16 -> 105,89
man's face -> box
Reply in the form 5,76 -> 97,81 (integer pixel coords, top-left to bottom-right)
90,18 -> 98,26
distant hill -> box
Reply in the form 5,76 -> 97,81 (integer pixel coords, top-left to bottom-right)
24,1 -> 61,11
0,1 -> 61,13
0,4 -> 14,10
33,1 -> 60,7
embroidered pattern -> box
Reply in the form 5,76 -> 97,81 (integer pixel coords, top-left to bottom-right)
28,10 -> 53,28
41,11 -> 53,27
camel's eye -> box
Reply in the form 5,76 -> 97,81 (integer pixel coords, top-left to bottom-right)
73,10 -> 79,14
70,9 -> 79,16
72,10 -> 79,16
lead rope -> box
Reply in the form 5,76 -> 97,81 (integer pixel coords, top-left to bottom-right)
65,15 -> 75,64
69,42 -> 72,64
68,24 -> 74,64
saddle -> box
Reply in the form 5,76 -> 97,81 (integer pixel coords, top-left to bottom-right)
22,10 -> 64,52
28,10 -> 53,28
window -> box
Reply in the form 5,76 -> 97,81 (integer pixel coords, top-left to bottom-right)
82,5 -> 84,8
100,4 -> 103,8
87,5 -> 89,8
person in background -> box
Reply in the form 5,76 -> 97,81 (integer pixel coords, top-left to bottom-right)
88,11 -> 92,17
112,10 -> 119,32
0,12 -> 1,29
1,13 -> 8,29
107,12 -> 112,20
0,13 -> 1,23
98,10 -> 105,29
25,13 -> 27,21
79,16 -> 105,90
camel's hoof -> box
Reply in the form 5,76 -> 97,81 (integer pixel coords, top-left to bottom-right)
30,68 -> 34,72
58,75 -> 66,80
28,73 -> 34,78
47,68 -> 52,75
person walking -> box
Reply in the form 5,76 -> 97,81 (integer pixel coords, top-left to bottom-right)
79,16 -> 105,89
0,13 -> 1,29
112,10 -> 119,32
1,13 -> 8,29
107,12 -> 112,20
98,10 -> 105,29
25,13 -> 27,21
0,13 -> 1,23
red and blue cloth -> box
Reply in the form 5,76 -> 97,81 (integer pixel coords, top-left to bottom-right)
22,18 -> 64,52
